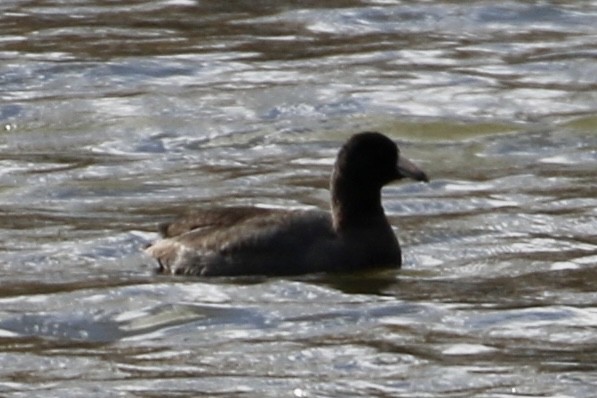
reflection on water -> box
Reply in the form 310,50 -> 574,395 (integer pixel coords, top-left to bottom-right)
1,0 -> 597,396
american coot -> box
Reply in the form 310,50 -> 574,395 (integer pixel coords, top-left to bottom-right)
145,132 -> 428,276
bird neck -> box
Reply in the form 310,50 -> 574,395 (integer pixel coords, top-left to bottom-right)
330,176 -> 385,231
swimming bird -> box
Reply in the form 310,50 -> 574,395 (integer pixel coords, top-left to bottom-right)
145,132 -> 428,276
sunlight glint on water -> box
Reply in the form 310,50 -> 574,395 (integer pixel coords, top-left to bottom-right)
0,1 -> 596,397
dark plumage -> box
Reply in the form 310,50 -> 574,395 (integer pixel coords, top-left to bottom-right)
145,132 -> 428,276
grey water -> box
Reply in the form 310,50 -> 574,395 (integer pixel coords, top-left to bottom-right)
1,1 -> 596,397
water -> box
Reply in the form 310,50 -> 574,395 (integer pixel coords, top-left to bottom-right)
1,0 -> 596,396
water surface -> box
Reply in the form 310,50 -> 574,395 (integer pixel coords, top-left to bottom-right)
1,1 -> 596,397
